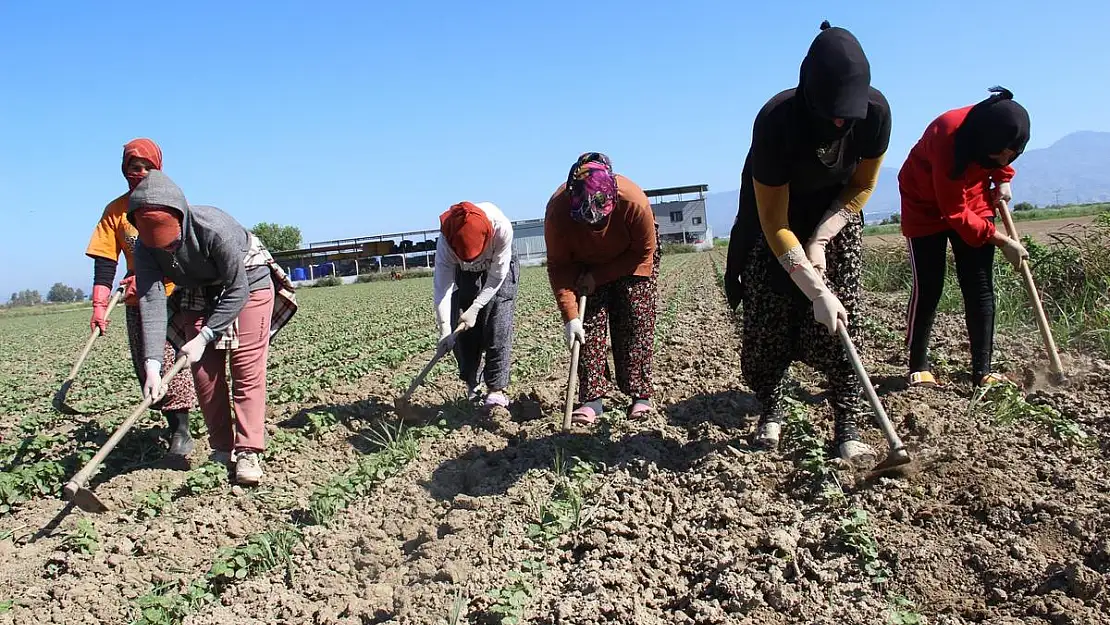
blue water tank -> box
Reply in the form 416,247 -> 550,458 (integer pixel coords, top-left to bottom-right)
291,267 -> 306,281
317,264 -> 331,277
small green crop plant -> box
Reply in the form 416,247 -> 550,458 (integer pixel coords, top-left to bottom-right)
178,462 -> 226,497
133,482 -> 174,521
839,507 -> 891,585
887,595 -> 925,624
61,518 -> 99,556
206,527 -> 301,591
971,381 -> 1091,444
526,450 -> 596,545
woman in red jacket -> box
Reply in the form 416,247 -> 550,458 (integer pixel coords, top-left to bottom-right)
898,87 -> 1030,387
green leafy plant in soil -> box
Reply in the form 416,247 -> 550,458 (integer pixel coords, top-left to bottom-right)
133,482 -> 174,521
61,518 -> 99,556
526,450 -> 596,545
176,462 -> 227,497
307,420 -> 440,526
782,398 -> 893,585
485,560 -> 545,625
887,595 -> 925,624
970,381 -> 1091,445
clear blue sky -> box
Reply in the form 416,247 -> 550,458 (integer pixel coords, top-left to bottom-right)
2,0 -> 1108,298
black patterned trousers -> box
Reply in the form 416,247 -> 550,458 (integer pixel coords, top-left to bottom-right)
578,235 -> 662,403
739,218 -> 866,445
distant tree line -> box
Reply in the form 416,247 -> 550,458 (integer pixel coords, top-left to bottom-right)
6,283 -> 86,308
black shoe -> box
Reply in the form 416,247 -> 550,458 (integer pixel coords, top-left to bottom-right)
165,411 -> 195,458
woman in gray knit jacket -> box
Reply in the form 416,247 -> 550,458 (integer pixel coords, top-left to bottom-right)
129,170 -> 297,486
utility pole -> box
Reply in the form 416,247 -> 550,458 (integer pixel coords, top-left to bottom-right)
1054,188 -> 1061,206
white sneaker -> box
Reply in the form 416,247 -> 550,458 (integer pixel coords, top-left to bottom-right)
839,440 -> 877,468
235,451 -> 264,486
754,422 -> 782,450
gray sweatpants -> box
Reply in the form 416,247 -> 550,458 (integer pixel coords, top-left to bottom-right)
451,257 -> 519,391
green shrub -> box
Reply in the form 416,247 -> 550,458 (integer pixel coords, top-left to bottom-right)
662,243 -> 697,255
312,276 -> 344,288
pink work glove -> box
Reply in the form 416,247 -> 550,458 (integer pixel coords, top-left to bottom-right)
90,285 -> 111,334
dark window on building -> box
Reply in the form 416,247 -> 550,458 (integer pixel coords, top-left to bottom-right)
669,211 -> 683,223
692,217 -> 703,225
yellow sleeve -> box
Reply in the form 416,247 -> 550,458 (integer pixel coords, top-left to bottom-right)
85,207 -> 122,262
754,180 -> 798,258
836,154 -> 885,214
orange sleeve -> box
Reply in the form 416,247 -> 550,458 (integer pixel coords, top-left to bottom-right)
544,188 -> 582,322
85,204 -> 122,262
592,196 -> 656,286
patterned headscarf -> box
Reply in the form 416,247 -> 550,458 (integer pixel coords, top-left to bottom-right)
566,152 -> 617,225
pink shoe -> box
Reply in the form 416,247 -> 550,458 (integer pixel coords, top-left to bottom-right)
484,391 -> 510,409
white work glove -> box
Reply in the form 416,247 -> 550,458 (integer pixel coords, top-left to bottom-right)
457,305 -> 480,332
997,235 -> 1029,269
779,245 -> 848,335
805,203 -> 852,276
180,333 -> 209,364
142,360 -> 165,402
564,318 -> 586,350
994,182 -> 1013,208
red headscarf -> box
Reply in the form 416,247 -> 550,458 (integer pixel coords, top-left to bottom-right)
439,202 -> 493,262
122,138 -> 163,190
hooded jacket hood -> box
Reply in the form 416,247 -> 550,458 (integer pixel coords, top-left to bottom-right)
797,21 -> 871,143
951,87 -> 1030,179
127,169 -> 191,235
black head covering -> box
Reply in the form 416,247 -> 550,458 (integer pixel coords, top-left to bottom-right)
950,86 -> 1031,179
797,21 -> 872,144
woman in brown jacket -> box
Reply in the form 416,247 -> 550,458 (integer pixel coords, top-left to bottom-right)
544,152 -> 660,425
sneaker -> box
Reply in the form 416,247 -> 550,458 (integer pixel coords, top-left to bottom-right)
839,440 -> 877,469
235,452 -> 264,486
753,422 -> 782,450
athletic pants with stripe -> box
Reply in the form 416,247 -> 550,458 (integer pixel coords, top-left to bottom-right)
905,229 -> 996,380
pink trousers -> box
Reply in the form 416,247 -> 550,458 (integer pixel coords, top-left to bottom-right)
182,285 -> 273,453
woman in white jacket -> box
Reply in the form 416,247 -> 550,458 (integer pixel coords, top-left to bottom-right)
433,201 -> 518,409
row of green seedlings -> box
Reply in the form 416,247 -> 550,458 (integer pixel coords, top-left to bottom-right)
1,409 -> 212,518
129,417 -> 444,625
653,261 -> 692,351
124,409 -> 339,523
781,398 -> 924,625
969,380 -> 1092,445
470,449 -> 598,625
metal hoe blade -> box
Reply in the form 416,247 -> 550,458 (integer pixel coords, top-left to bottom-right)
52,380 -> 85,416
62,481 -> 110,514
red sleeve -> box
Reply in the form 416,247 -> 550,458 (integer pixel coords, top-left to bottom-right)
544,189 -> 582,322
991,164 -> 1015,184
928,129 -> 996,247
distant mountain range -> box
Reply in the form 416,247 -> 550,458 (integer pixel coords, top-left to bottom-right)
707,131 -> 1110,236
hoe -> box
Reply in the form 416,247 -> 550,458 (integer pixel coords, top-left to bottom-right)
52,286 -> 124,415
62,357 -> 189,513
837,323 -> 914,477
394,324 -> 465,418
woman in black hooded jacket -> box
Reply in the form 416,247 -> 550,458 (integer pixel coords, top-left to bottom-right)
724,21 -> 891,466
